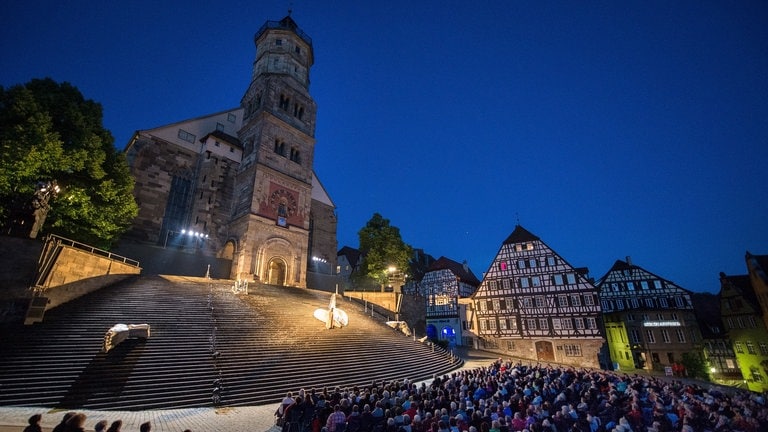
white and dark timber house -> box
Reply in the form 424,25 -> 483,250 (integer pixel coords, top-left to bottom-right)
124,15 -> 337,287
471,225 -> 604,368
421,256 -> 480,347
595,258 -> 702,373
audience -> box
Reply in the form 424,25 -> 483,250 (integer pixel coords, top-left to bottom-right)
20,358 -> 768,432
275,359 -> 768,432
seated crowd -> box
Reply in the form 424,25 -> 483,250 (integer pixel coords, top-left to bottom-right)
275,359 -> 768,432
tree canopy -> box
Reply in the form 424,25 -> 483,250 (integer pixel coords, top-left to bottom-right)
0,78 -> 138,248
357,213 -> 413,286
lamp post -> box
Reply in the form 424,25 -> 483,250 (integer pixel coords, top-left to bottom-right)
29,180 -> 60,239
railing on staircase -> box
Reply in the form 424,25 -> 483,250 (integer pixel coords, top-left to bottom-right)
25,234 -> 141,324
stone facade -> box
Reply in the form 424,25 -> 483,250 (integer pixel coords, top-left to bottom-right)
123,15 -> 336,286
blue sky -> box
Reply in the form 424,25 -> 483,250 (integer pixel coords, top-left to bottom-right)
3,1 -> 767,293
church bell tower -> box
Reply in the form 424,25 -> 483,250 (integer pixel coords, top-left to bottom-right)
231,14 -> 318,286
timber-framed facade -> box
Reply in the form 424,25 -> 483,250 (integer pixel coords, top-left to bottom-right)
471,225 -> 604,368
596,258 -> 702,373
421,257 -> 480,347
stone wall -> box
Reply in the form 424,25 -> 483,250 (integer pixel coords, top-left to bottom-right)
344,291 -> 427,336
309,199 -> 338,272
40,246 -> 141,309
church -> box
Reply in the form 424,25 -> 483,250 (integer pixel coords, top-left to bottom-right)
123,15 -> 337,287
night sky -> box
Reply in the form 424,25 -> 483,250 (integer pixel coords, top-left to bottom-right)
3,1 -> 767,293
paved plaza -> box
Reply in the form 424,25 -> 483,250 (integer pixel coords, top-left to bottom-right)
0,404 -> 279,432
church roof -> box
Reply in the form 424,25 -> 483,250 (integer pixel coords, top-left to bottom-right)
311,171 -> 335,207
255,14 -> 313,47
200,129 -> 241,148
427,256 -> 481,286
502,225 -> 540,245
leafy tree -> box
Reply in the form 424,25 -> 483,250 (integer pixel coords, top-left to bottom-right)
356,213 -> 413,286
0,78 -> 138,248
682,351 -> 707,380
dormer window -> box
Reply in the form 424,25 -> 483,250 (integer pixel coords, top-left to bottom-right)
276,39 -> 283,46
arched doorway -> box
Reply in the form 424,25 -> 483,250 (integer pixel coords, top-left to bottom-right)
426,324 -> 437,339
220,240 -> 236,260
535,340 -> 555,362
268,258 -> 287,285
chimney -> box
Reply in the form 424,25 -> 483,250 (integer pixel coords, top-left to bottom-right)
626,256 -> 632,266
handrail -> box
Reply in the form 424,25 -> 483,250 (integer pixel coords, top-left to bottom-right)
43,234 -> 141,267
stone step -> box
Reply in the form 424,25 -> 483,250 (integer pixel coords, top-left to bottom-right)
0,276 -> 462,410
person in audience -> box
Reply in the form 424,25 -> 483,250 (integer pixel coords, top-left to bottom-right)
346,404 -> 362,432
64,413 -> 87,432
139,421 -> 151,432
325,404 -> 347,432
52,412 -> 75,432
106,420 -> 122,432
93,420 -> 108,432
283,396 -> 305,432
23,414 -> 42,432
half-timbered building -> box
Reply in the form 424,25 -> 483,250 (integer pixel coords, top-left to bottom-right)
747,252 -> 768,331
719,270 -> 768,392
692,292 -> 742,387
471,225 -> 604,368
421,257 -> 480,347
596,258 -> 703,373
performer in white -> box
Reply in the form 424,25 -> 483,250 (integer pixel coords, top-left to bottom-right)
313,293 -> 349,329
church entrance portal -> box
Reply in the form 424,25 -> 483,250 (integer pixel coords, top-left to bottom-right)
268,258 -> 287,285
535,340 -> 555,362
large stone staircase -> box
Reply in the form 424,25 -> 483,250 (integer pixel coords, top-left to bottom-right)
0,276 -> 462,410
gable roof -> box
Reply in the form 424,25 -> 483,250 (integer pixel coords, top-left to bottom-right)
427,256 -> 481,286
337,246 -> 362,267
720,272 -> 759,311
691,292 -> 726,338
311,172 -> 335,207
503,225 -> 540,245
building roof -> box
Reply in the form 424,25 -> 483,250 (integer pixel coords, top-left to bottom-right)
502,225 -> 540,245
691,292 -> 726,339
311,172 -> 335,207
427,256 -> 481,286
720,272 -> 759,309
200,129 -> 241,148
255,14 -> 313,47
747,251 -> 768,283
337,246 -> 362,267
596,258 -> 685,290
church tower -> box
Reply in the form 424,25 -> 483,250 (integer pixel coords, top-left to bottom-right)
231,14 -> 318,286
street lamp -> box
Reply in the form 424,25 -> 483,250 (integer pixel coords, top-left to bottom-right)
164,228 -> 209,248
29,180 -> 60,239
